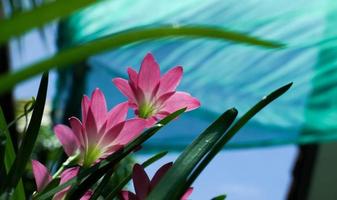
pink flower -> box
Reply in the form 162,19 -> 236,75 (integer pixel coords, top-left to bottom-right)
32,160 -> 92,200
54,88 -> 146,167
113,53 -> 200,126
120,163 -> 193,200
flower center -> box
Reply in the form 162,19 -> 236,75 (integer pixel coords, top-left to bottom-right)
82,145 -> 101,167
138,102 -> 156,119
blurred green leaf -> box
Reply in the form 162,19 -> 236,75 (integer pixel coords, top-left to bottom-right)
183,83 -> 293,194
211,194 -> 227,200
0,25 -> 285,94
36,108 -> 186,200
0,0 -> 96,44
3,72 -> 48,192
147,108 -> 238,200
0,107 -> 26,200
92,151 -> 168,200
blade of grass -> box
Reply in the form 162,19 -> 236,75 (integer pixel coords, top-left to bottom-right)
91,151 -> 168,200
0,0 -> 96,44
182,83 -> 293,196
2,72 -> 48,192
0,25 -> 285,94
35,108 -> 186,200
0,107 -> 26,200
146,108 -> 238,200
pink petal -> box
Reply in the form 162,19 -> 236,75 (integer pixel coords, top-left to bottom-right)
161,92 -> 200,113
106,102 -> 129,130
54,167 -> 80,200
138,53 -> 160,94
90,88 -> 108,128
158,66 -> 183,96
80,191 -> 93,200
112,78 -> 137,103
115,119 -> 146,145
181,187 -> 193,200
155,91 -> 175,105
32,160 -> 52,192
128,67 -> 138,86
69,117 -> 86,150
150,162 -> 173,188
145,117 -> 157,128
54,125 -> 79,156
99,122 -> 125,148
120,191 -> 138,200
81,95 -> 90,123
85,107 -> 98,145
133,164 -> 150,199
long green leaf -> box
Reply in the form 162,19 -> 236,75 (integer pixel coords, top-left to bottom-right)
35,108 -> 186,200
2,72 -> 48,192
0,25 -> 285,94
147,108 -> 238,200
91,151 -> 168,200
0,0 -> 96,44
183,83 -> 293,193
0,107 -> 26,200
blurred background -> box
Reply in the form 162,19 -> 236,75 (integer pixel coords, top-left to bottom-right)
2,0 -> 337,199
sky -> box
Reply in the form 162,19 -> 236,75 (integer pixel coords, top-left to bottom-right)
10,28 -> 298,200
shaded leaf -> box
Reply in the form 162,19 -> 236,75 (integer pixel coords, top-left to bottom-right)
2,72 -> 48,192
91,151 -> 168,200
147,108 -> 238,200
183,83 -> 293,195
0,107 -> 26,199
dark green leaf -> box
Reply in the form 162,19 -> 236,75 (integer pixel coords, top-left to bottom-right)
211,194 -> 227,200
184,83 -> 293,191
2,72 -> 48,192
0,0 -> 96,44
35,108 -> 185,200
0,25 -> 285,94
147,108 -> 238,200
0,107 -> 26,199
91,151 -> 168,200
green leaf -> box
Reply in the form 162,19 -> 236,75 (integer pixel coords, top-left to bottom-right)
211,194 -> 227,200
2,72 -> 48,192
91,151 -> 168,200
35,108 -> 186,200
184,83 -> 293,192
147,108 -> 238,200
0,25 -> 285,94
0,107 -> 26,200
0,0 -> 96,44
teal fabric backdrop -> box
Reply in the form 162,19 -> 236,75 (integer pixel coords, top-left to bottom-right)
54,0 -> 337,150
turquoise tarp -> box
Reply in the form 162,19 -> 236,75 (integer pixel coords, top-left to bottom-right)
54,0 -> 337,150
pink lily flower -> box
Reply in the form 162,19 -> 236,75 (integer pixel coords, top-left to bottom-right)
120,163 -> 193,200
32,160 -> 92,200
54,88 -> 146,167
113,53 -> 200,126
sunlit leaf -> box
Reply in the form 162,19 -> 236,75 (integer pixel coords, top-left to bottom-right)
0,25 -> 285,94
0,0 -> 96,44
